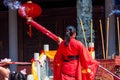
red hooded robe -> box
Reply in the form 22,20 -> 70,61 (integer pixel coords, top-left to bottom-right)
53,38 -> 98,80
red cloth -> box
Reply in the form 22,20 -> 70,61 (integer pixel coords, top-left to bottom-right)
53,38 -> 98,80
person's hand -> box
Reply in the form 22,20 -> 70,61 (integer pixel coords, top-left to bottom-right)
58,37 -> 63,44
0,67 -> 10,78
0,61 -> 11,66
0,58 -> 11,66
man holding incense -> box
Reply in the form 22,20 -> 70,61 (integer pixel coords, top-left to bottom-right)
53,25 -> 98,80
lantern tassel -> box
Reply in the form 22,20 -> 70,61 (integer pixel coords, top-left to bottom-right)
29,24 -> 32,38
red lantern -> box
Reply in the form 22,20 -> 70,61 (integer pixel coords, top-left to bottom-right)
18,1 -> 42,18
18,1 -> 42,37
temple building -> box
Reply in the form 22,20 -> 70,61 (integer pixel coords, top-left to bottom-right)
0,0 -> 120,79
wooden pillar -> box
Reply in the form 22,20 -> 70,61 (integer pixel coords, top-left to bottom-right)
9,8 -> 18,71
105,0 -> 116,59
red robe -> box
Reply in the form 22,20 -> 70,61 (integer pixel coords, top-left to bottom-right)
53,38 -> 98,80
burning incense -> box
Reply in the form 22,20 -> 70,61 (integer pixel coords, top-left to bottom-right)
117,17 -> 120,55
0,61 -> 31,65
90,19 -> 93,43
80,18 -> 88,48
106,18 -> 110,59
27,18 -> 63,44
99,19 -> 105,59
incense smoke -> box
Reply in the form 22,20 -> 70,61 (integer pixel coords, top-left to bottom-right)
3,0 -> 21,10
3,0 -> 27,17
109,9 -> 120,17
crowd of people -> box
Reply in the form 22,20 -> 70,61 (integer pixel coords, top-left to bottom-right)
0,62 -> 26,80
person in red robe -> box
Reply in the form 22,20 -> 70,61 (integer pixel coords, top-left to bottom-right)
53,25 -> 98,80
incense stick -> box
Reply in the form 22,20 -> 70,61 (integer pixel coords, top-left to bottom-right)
80,18 -> 88,48
99,19 -> 105,59
90,19 -> 93,43
117,17 -> 120,55
0,61 -> 31,65
106,18 -> 110,59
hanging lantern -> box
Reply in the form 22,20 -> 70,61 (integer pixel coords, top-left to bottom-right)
18,1 -> 42,18
18,1 -> 42,37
